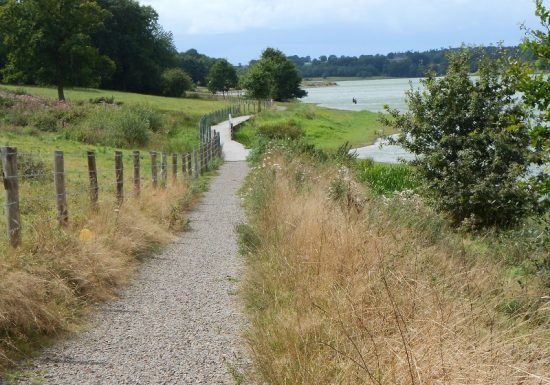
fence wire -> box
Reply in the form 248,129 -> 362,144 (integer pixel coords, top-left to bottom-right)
0,136 -> 220,247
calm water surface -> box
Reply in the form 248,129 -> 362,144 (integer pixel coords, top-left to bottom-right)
303,78 -> 420,162
303,78 -> 423,113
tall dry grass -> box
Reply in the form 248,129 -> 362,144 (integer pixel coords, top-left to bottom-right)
240,151 -> 550,384
0,179 -> 201,371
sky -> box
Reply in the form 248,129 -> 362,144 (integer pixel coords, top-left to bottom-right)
141,0 -> 544,64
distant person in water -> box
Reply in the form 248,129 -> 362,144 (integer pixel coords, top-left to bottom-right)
352,97 -> 357,104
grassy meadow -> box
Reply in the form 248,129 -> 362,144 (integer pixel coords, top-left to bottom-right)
0,85 -> 226,374
239,144 -> 550,384
234,103 -> 388,151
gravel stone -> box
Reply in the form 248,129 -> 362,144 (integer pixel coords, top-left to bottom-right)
18,161 -> 251,385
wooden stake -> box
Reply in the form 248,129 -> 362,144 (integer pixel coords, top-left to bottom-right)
54,150 -> 68,226
115,151 -> 123,203
87,151 -> 99,207
1,147 -> 21,246
150,151 -> 158,188
133,151 -> 140,197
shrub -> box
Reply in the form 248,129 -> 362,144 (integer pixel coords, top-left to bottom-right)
161,68 -> 194,97
382,50 -> 541,229
257,119 -> 304,140
0,96 -> 14,108
117,108 -> 150,147
32,112 -> 59,132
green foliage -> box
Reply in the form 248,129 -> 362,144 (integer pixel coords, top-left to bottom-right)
177,49 -> 217,86
0,0 -> 115,100
242,48 -> 307,101
355,159 -> 419,196
89,96 -> 121,105
0,96 -> 14,108
67,104 -> 163,147
520,0 -> 550,206
93,0 -> 177,94
161,68 -> 194,97
290,46 -> 536,78
207,59 -> 238,95
257,119 -> 304,140
240,64 -> 271,101
382,49 -> 540,229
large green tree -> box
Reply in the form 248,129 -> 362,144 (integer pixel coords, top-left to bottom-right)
93,0 -> 177,94
243,48 -> 307,102
382,50 -> 541,228
520,0 -> 550,204
240,63 -> 271,111
177,49 -> 216,85
207,59 -> 238,96
0,0 -> 113,100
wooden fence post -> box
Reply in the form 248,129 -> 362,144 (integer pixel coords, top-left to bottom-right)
115,151 -> 123,203
160,152 -> 167,188
150,151 -> 158,188
54,150 -> 68,226
186,153 -> 192,178
87,151 -> 99,208
181,154 -> 187,179
1,147 -> 21,247
193,148 -> 199,178
202,143 -> 208,172
172,153 -> 177,184
133,151 -> 140,197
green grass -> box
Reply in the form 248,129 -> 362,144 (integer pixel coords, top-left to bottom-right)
0,84 -> 229,115
234,103 -> 389,151
355,159 -> 419,196
0,85 -> 232,154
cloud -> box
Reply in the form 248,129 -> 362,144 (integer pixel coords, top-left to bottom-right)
141,0 -> 537,36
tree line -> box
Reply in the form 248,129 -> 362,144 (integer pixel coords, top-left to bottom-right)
0,0 -> 240,100
289,46 -> 541,79
0,0 -> 306,102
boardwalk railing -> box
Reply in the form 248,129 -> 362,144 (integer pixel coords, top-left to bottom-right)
199,99 -> 272,143
0,134 -> 221,247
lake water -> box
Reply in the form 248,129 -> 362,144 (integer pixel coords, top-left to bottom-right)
303,78 -> 420,162
303,78 -> 423,113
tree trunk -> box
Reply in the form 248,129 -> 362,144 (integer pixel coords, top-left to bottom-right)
257,99 -> 261,112
57,84 -> 65,101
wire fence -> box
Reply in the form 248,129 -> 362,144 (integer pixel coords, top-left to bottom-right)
0,132 -> 222,247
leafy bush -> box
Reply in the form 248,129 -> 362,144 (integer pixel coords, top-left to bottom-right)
117,108 -> 150,147
0,96 -> 14,108
129,105 -> 163,133
161,68 -> 194,97
382,50 -> 541,229
257,119 -> 304,140
71,105 -> 158,147
32,112 -> 59,132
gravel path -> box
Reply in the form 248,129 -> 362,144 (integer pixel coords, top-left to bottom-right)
18,161 -> 250,385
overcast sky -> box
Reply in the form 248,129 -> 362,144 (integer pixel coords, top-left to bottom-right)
141,0 -> 543,64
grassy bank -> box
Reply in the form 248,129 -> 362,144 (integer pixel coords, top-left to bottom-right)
0,86 -> 225,376
234,103 -> 388,150
0,85 -> 229,114
239,144 -> 549,384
